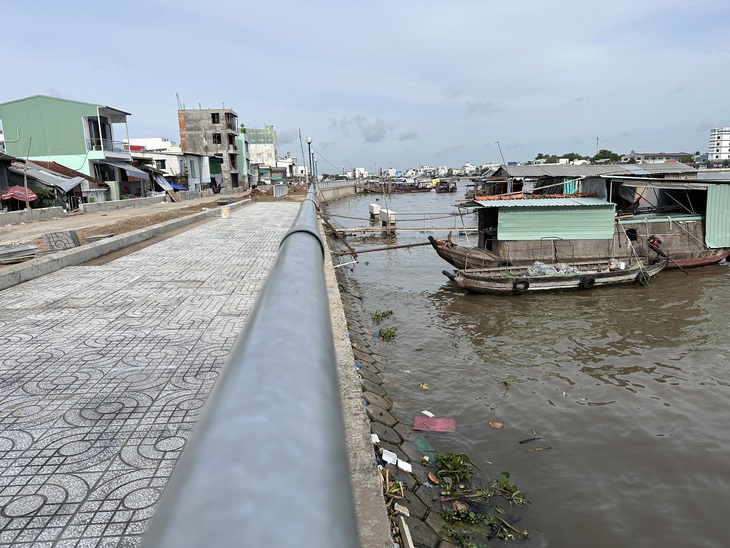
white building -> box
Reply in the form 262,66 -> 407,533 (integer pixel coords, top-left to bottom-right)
709,128 -> 730,162
125,137 -> 211,192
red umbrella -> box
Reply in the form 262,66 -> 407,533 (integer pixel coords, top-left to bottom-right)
1,186 -> 37,202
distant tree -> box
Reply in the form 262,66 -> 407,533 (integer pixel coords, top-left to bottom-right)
535,153 -> 544,160
592,149 -> 620,163
562,152 -> 588,162
627,157 -> 637,164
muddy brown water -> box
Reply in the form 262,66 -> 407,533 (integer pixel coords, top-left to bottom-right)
326,192 -> 730,548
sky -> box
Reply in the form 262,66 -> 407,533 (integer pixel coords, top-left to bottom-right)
2,0 -> 729,174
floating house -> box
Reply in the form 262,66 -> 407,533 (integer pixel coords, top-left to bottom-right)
446,163 -> 730,268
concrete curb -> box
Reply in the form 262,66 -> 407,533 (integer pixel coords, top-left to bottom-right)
0,199 -> 251,292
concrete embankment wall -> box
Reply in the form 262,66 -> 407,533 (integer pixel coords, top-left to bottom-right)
0,207 -> 65,227
1,190 -> 217,227
318,184 -> 358,202
80,189 -> 215,215
80,196 -> 166,213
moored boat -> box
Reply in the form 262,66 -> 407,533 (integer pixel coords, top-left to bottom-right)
443,259 -> 667,295
428,234 -> 505,269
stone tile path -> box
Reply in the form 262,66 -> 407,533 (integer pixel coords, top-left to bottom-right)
0,203 -> 299,547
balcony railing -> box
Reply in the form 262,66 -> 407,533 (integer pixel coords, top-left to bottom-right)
86,138 -> 126,153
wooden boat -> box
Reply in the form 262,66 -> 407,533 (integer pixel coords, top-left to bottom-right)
436,180 -> 458,193
428,234 -> 506,269
442,259 -> 668,295
661,248 -> 730,269
429,232 -> 730,271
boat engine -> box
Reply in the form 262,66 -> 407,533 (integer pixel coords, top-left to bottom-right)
647,235 -> 667,257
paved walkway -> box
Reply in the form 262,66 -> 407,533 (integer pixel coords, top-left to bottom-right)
0,203 -> 299,547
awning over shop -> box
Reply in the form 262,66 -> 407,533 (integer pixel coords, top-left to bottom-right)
99,160 -> 150,180
153,174 -> 172,191
8,166 -> 85,193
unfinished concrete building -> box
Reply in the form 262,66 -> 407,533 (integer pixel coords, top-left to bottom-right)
178,106 -> 241,190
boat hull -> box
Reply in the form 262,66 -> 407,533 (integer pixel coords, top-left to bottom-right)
449,260 -> 667,295
663,249 -> 730,269
428,235 -> 730,271
428,236 -> 504,269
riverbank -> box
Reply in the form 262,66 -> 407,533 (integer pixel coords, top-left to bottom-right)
334,268 -> 459,548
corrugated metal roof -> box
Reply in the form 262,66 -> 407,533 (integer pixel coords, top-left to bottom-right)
474,197 -> 611,208
697,170 -> 730,182
498,163 -> 696,178
0,94 -> 130,115
8,165 -> 84,192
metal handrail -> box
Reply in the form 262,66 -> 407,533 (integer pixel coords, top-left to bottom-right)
141,185 -> 360,548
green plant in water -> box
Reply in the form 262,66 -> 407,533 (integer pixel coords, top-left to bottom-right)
371,309 -> 394,324
436,452 -> 481,483
490,472 -> 527,507
378,326 -> 397,341
434,452 -> 530,546
502,376 -> 513,388
443,510 -> 528,545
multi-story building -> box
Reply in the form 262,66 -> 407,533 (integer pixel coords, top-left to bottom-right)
0,94 -> 147,201
234,130 -> 252,188
242,125 -> 280,186
709,128 -> 730,163
178,106 -> 240,191
245,125 -> 278,166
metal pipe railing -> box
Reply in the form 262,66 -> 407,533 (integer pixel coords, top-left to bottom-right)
141,185 -> 360,548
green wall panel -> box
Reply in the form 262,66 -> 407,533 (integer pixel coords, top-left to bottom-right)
706,184 -> 730,248
498,205 -> 615,240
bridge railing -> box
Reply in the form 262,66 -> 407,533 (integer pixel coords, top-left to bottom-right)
141,185 -> 360,548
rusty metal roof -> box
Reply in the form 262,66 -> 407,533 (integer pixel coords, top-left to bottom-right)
496,163 -> 697,178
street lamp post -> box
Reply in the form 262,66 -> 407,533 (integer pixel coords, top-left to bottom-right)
314,159 -> 318,181
306,137 -> 313,181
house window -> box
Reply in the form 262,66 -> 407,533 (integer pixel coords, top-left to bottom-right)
211,113 -> 220,124
212,133 -> 222,144
155,159 -> 166,170
189,161 -> 196,178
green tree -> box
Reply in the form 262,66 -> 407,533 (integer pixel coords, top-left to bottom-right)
592,149 -> 620,163
31,186 -> 55,208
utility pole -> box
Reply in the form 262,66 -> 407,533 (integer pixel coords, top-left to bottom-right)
23,137 -> 32,210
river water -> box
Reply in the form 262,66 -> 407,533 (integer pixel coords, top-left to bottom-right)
325,191 -> 730,548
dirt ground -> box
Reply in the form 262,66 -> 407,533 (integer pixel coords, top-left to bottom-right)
1,185 -> 307,251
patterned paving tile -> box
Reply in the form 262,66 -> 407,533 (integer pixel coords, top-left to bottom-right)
0,203 -> 299,547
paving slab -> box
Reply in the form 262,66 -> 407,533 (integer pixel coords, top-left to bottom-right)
0,203 -> 299,546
